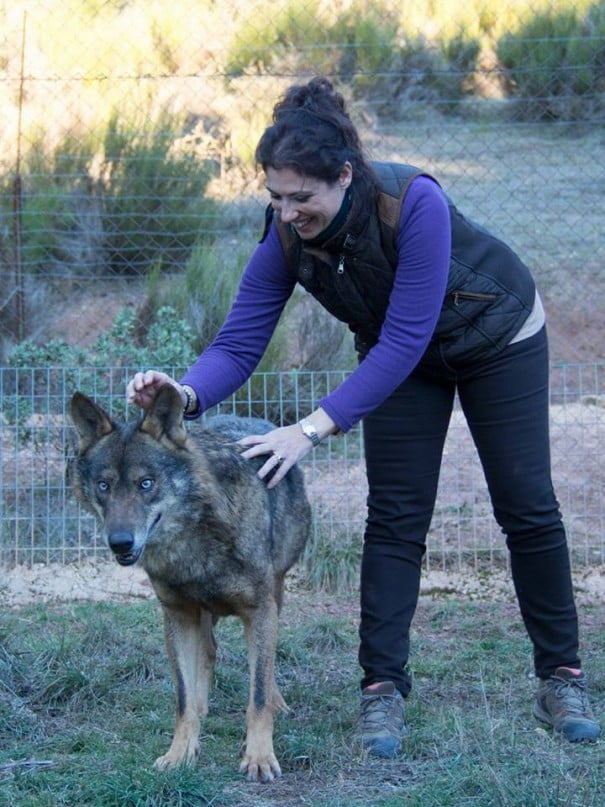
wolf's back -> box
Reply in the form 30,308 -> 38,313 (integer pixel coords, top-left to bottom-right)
195,414 -> 311,575
203,414 -> 274,442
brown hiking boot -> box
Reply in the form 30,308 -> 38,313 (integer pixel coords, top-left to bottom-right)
354,681 -> 407,758
533,667 -> 601,742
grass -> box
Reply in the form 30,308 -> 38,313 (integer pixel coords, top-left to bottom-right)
1,594 -> 603,806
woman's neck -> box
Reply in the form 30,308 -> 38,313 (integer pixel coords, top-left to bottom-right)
303,187 -> 353,247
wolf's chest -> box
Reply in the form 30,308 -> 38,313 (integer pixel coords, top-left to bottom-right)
143,550 -> 269,616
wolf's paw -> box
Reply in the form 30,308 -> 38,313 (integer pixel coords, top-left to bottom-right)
239,751 -> 282,783
154,740 -> 200,770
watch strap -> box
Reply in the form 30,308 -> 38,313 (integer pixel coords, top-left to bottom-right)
299,417 -> 321,447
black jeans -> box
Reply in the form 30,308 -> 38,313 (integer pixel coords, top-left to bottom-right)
359,327 -> 580,697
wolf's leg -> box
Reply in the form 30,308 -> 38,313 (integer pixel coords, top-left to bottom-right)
239,596 -> 285,783
196,609 -> 217,718
270,575 -> 288,712
154,603 -> 202,770
274,573 -> 285,612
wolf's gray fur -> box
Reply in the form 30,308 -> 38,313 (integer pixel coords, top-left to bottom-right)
69,385 -> 311,782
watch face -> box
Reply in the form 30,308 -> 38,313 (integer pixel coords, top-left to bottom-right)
300,420 -> 320,445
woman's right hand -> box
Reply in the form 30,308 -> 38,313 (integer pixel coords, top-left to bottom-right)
126,370 -> 186,411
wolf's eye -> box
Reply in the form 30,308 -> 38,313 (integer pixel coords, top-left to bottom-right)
97,480 -> 109,492
140,478 -> 154,491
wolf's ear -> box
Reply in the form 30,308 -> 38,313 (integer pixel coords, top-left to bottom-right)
70,392 -> 115,450
139,384 -> 187,448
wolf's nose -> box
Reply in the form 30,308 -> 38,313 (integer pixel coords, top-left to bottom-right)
108,531 -> 135,554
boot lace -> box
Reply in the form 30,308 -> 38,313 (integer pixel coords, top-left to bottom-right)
550,674 -> 590,715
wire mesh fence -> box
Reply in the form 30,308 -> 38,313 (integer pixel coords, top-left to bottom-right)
1,365 -> 604,572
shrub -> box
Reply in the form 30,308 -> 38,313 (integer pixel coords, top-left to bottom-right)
0,133 -> 101,275
0,112 -> 219,279
497,1 -> 605,120
302,525 -> 362,593
143,241 -> 293,421
4,339 -> 93,421
7,338 -> 89,369
162,241 -> 249,354
101,112 -> 219,274
7,306 -> 197,372
3,305 -> 195,422
89,305 -> 197,369
336,5 -> 401,82
224,1 -> 479,120
358,35 -> 480,119
225,0 -> 335,77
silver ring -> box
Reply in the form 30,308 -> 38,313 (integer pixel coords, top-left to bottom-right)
273,452 -> 284,464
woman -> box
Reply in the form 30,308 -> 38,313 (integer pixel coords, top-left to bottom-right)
127,77 -> 600,757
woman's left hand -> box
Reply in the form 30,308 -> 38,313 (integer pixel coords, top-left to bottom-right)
239,424 -> 314,489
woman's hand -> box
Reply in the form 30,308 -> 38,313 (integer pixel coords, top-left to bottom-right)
239,423 -> 315,489
126,370 -> 186,410
239,409 -> 337,488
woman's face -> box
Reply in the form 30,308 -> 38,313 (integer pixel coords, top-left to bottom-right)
265,163 -> 352,240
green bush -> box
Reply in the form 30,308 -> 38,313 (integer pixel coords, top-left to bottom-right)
8,306 -> 196,372
89,305 -> 197,369
223,0 -> 603,122
3,339 -> 94,425
302,526 -> 362,593
149,241 -> 297,422
101,113 -> 219,274
1,112 -> 218,279
497,1 -> 605,119
3,306 -> 195,424
0,133 -> 97,274
225,1 -> 480,119
224,1 -> 393,78
337,5 -> 401,81
225,0 -> 335,77
162,241 -> 248,353
7,338 -> 89,369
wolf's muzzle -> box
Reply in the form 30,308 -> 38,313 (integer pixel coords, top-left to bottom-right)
108,530 -> 142,566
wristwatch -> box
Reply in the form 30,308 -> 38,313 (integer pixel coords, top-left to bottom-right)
299,417 -> 321,447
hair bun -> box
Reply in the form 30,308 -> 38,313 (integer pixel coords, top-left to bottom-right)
276,76 -> 345,120
305,76 -> 335,99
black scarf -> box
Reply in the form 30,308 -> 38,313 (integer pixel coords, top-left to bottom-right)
302,187 -> 353,249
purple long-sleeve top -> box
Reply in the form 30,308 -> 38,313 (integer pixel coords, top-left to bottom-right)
180,175 -> 451,432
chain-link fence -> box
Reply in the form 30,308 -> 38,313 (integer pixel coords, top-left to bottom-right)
1,365 -> 604,572
0,2 -> 604,572
1,1 -> 604,359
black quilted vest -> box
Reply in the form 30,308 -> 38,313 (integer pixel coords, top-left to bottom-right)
271,161 -> 536,364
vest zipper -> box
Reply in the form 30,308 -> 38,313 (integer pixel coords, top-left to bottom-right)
453,291 -> 498,306
337,255 -> 345,274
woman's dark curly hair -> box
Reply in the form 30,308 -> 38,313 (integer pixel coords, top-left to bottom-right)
255,77 -> 378,198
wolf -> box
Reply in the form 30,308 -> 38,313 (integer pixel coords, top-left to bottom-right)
68,385 -> 311,782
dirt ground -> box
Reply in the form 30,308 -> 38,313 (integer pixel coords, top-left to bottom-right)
1,561 -> 604,610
